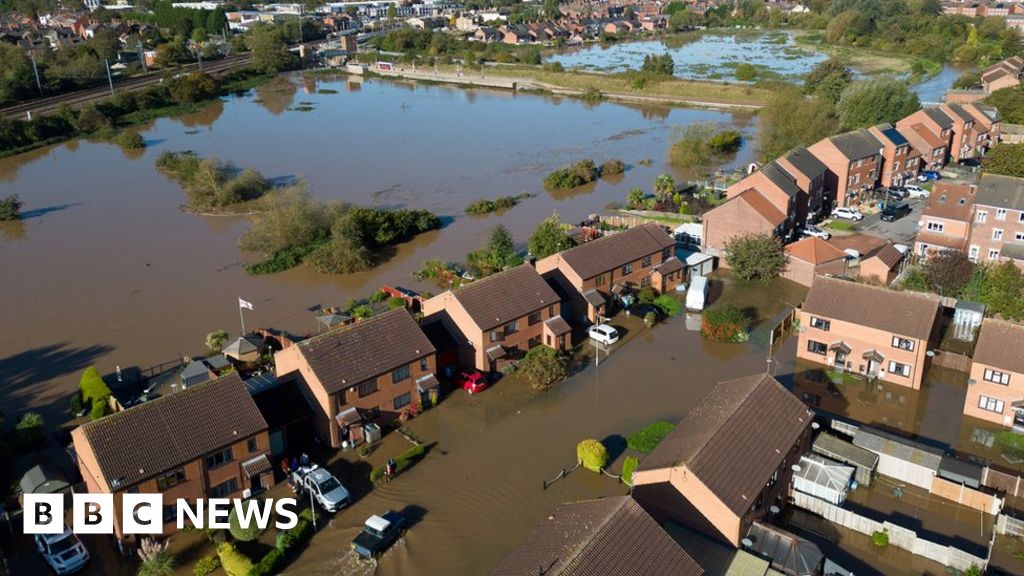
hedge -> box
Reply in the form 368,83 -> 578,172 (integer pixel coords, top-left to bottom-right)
249,508 -> 316,576
217,543 -> 254,576
370,444 -> 427,484
700,304 -> 750,343
626,421 -> 676,453
622,456 -> 639,485
577,439 -> 609,473
192,555 -> 220,576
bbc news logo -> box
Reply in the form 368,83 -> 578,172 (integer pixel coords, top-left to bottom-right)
24,494 -> 299,535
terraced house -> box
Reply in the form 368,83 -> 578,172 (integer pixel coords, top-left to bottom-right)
71,373 -> 274,544
796,277 -> 941,390
274,308 -> 437,448
807,130 -> 882,208
913,182 -> 975,258
776,146 -> 830,223
963,319 -> 1024,429
867,123 -> 920,188
535,222 -> 678,323
896,108 -> 954,171
969,173 -> 1024,266
422,264 -> 567,372
963,102 -> 1001,155
939,103 -> 978,162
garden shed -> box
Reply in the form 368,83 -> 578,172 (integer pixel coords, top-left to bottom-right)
792,454 -> 855,505
853,426 -> 942,490
812,431 -> 878,486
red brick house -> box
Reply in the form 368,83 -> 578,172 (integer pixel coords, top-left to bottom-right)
914,182 -> 975,258
702,188 -> 787,261
807,130 -> 882,208
535,222 -> 679,323
274,308 -> 437,448
782,236 -> 849,287
867,123 -> 920,188
896,108 -> 954,170
71,373 -> 274,544
776,146 -> 830,223
969,173 -> 1024,266
963,102 -> 1001,156
963,319 -> 1024,429
421,264 -> 567,372
940,103 -> 979,161
724,160 -> 801,228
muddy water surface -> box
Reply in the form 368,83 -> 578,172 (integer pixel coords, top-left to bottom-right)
0,74 -> 756,424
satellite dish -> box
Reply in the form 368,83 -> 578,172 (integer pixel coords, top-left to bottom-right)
741,538 -> 754,547
770,505 -> 781,514
791,464 -> 802,472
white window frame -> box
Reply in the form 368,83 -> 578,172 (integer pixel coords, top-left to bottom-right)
997,208 -> 1008,221
977,211 -> 988,224
1016,231 -> 1024,242
993,228 -> 1004,240
892,336 -> 915,351
888,361 -> 911,377
989,249 -> 1001,260
926,221 -> 944,232
979,395 -> 1005,414
984,368 -> 1011,385
969,245 -> 980,261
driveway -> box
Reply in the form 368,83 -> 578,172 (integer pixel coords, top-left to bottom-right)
836,196 -> 928,245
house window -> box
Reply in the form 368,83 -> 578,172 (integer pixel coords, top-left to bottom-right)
1019,212 -> 1024,223
504,320 -> 518,336
392,365 -> 411,384
640,277 -> 651,288
393,392 -> 412,410
855,173 -> 861,184
641,255 -> 652,267
247,437 -> 258,453
969,245 -> 980,261
856,158 -> 863,168
490,330 -> 500,342
993,229 -> 1003,240
595,275 -> 606,286
848,175 -> 855,186
358,379 -> 378,397
622,263 -> 633,275
979,395 -> 1005,414
892,336 -> 914,351
997,208 -> 1007,221
420,357 -> 428,371
156,468 -> 186,490
210,479 -> 238,498
989,249 -> 1001,259
163,503 -> 178,523
976,211 -> 988,223
1016,232 -> 1024,242
662,247 -> 672,261
527,336 -> 541,349
548,305 -> 556,317
888,361 -> 911,378
984,368 -> 1011,385
807,340 -> 827,355
206,448 -> 233,470
926,221 -> 944,232
528,311 -> 541,326
810,317 -> 830,331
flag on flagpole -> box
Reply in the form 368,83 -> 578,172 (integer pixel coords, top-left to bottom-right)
239,298 -> 254,310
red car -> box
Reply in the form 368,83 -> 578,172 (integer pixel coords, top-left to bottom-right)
458,370 -> 488,394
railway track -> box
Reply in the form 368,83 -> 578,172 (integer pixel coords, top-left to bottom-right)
1,53 -> 253,120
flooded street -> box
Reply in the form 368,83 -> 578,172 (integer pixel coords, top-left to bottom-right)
0,74 -> 756,425
284,306 -> 804,576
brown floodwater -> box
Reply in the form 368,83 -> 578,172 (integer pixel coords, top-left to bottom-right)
0,74 -> 757,427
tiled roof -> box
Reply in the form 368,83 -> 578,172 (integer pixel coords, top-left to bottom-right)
783,147 -> 827,181
853,426 -> 942,470
736,188 -> 786,226
801,276 -> 940,339
943,103 -> 975,123
761,161 -> 801,198
448,264 -> 559,331
923,107 -> 954,130
293,308 -> 435,394
829,130 -> 882,161
976,173 -> 1024,211
865,243 -> 904,268
544,315 -> 572,336
77,372 -> 267,489
490,496 -> 704,576
965,102 -> 1000,125
910,122 -> 945,149
973,318 -> 1024,374
557,222 -> 675,280
637,374 -> 811,515
654,256 -> 685,275
923,182 -> 975,221
785,237 -> 847,265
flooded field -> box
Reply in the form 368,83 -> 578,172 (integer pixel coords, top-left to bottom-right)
547,31 -> 828,80
0,74 -> 757,427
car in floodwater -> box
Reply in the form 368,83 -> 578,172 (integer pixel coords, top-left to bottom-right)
587,324 -> 619,345
352,511 -> 406,559
296,466 -> 351,513
457,370 -> 488,394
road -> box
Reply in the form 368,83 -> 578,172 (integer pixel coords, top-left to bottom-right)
852,195 -> 928,245
1,53 -> 253,121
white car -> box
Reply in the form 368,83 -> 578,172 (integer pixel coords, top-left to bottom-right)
802,226 -> 831,240
36,527 -> 89,575
904,185 -> 929,198
831,207 -> 864,221
588,324 -> 619,346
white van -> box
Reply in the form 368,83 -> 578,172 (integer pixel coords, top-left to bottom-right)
686,276 -> 708,311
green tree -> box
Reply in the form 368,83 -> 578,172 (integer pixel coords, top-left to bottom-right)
952,71 -> 981,89
837,77 -> 921,130
922,249 -> 974,295
627,187 -> 646,208
981,261 -> 1024,320
79,366 -> 112,407
653,173 -> 676,201
467,224 -> 522,277
206,330 -> 229,352
519,346 -> 568,391
642,53 -> 675,76
15,412 -> 45,450
576,439 -> 609,472
804,59 -> 853,104
228,502 -> 266,541
0,43 -> 37,106
723,233 -> 786,282
759,88 -> 838,161
528,211 -> 574,258
247,25 -> 298,74
0,195 -> 23,221
167,71 -> 218,104
982,143 -> 1024,177
543,0 -> 559,19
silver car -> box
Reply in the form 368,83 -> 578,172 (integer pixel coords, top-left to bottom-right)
36,527 -> 89,575
588,324 -> 619,345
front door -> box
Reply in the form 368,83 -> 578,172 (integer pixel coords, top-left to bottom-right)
834,351 -> 847,371
1014,408 -> 1024,431
251,473 -> 264,495
866,359 -> 879,378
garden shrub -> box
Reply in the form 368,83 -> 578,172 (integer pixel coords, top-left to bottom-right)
228,501 -> 266,542
653,295 -> 682,317
871,529 -> 888,547
216,543 -> 254,576
544,159 -> 598,190
701,304 -> 751,343
79,366 -> 112,406
90,400 -> 107,420
192,555 -> 220,576
518,346 -> 568,391
577,439 -> 609,472
249,547 -> 283,576
627,421 -> 676,453
622,456 -> 639,485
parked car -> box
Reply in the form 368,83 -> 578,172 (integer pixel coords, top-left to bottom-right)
880,202 -> 912,222
457,370 -> 488,394
625,303 -> 663,321
295,466 -> 350,512
588,324 -> 619,345
883,187 -> 907,201
36,527 -> 89,575
802,226 -> 831,240
352,511 -> 406,559
904,184 -> 929,198
831,207 -> 864,221
918,170 -> 941,181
